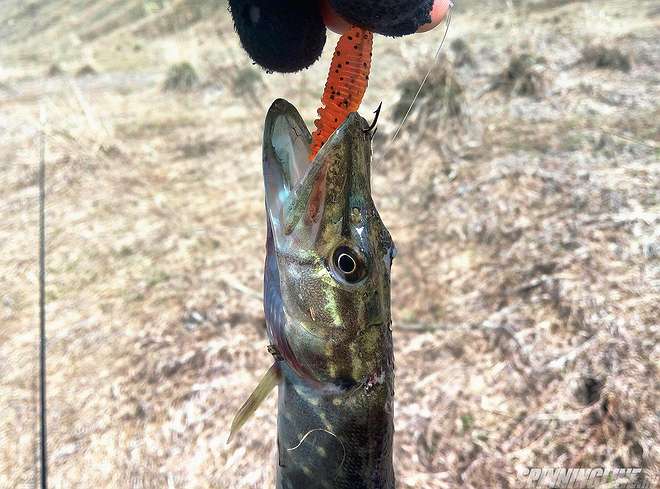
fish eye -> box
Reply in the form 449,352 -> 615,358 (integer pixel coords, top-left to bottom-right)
337,252 -> 356,274
332,246 -> 366,284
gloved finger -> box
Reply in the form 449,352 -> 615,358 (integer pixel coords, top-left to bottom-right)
417,0 -> 452,33
325,0 -> 450,37
322,0 -> 451,35
228,0 -> 326,73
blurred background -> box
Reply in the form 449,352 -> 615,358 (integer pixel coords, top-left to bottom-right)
1,0 -> 658,487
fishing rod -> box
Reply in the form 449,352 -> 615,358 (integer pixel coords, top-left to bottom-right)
38,106 -> 48,489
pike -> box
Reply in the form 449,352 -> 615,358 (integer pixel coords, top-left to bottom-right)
229,98 -> 397,489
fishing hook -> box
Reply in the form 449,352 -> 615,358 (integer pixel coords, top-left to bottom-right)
364,101 -> 383,134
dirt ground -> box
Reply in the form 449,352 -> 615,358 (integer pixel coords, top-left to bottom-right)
1,1 -> 658,488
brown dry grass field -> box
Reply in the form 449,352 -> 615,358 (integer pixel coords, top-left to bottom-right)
1,1 -> 658,488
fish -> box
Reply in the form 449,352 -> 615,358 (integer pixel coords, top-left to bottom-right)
229,98 -> 397,489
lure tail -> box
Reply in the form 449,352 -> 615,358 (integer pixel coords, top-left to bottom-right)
309,26 -> 373,160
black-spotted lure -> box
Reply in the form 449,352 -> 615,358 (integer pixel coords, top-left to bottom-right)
229,98 -> 396,489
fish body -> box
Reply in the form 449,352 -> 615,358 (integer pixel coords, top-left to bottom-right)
231,98 -> 396,488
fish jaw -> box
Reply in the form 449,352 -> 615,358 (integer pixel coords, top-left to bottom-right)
262,98 -> 395,389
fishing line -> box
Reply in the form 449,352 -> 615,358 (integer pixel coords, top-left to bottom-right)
599,131 -> 657,150
38,105 -> 48,489
380,2 -> 454,160
287,428 -> 346,472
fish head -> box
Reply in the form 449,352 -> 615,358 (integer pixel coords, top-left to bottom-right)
263,99 -> 395,387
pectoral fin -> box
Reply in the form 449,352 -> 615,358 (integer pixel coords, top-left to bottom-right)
227,362 -> 281,444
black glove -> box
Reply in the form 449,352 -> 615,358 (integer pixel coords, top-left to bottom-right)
227,0 -> 436,73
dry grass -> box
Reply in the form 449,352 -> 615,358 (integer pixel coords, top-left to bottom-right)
489,52 -> 547,98
392,57 -> 465,124
450,39 -> 476,68
75,64 -> 98,78
581,45 -> 633,72
163,62 -> 199,92
1,1 -> 659,488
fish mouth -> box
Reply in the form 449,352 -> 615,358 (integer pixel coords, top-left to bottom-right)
262,99 -> 372,250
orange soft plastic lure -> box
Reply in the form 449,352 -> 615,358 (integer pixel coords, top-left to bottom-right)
309,26 -> 373,160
